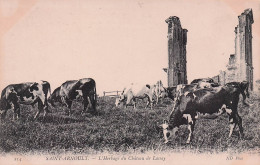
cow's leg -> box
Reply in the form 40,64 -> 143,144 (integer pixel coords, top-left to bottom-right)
186,122 -> 195,144
87,96 -> 93,109
162,127 -> 178,144
241,92 -> 249,106
182,114 -> 195,144
34,101 -> 43,120
83,97 -> 89,113
124,101 -> 127,108
235,113 -> 244,139
62,97 -> 73,115
1,101 -> 11,119
126,95 -> 133,109
162,128 -> 170,144
133,98 -> 137,109
228,112 -> 244,139
156,94 -> 160,105
66,100 -> 73,116
145,99 -> 149,109
90,94 -> 96,111
42,103 -> 49,118
13,102 -> 20,120
146,96 -> 153,110
44,98 -> 51,113
228,116 -> 237,138
186,124 -> 193,144
42,99 -> 50,118
225,106 -> 237,138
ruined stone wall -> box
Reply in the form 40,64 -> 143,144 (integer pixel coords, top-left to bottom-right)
213,9 -> 254,90
165,16 -> 188,87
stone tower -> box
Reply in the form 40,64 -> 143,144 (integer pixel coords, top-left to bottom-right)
165,16 -> 188,87
236,8 -> 254,90
212,9 -> 254,90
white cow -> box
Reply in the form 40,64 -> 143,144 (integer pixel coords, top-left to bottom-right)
118,83 -> 156,109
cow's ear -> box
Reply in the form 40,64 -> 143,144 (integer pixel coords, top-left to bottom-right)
29,83 -> 39,92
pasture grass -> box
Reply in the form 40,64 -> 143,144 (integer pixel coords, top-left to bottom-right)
0,93 -> 259,155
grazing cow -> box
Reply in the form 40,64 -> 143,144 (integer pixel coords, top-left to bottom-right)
115,97 -> 120,107
48,78 -> 96,115
225,81 -> 249,106
0,80 -> 51,120
118,83 -> 156,109
160,85 -> 244,144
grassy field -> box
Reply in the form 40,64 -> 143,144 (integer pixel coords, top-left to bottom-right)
0,92 -> 259,155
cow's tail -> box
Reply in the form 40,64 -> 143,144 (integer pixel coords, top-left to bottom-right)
94,85 -> 97,101
93,81 -> 97,110
94,85 -> 97,106
0,86 -> 8,100
48,84 -> 52,98
0,87 -> 11,111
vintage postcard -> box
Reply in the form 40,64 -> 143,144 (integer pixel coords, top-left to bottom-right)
0,0 -> 259,165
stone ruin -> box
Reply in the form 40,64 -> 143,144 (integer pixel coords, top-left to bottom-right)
212,8 -> 254,90
163,16 -> 188,87
164,9 -> 254,90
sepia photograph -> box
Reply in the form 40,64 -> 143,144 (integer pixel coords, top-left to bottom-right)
0,0 -> 259,164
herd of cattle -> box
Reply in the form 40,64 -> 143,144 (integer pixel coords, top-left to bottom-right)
0,77 -> 250,144
114,78 -> 249,143
0,78 -> 97,120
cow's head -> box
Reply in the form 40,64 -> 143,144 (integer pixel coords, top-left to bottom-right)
159,119 -> 179,144
117,94 -> 126,107
160,92 -> 196,143
118,91 -> 126,102
115,97 -> 120,107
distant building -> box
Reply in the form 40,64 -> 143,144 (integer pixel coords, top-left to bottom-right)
164,16 -> 188,87
213,9 -> 254,90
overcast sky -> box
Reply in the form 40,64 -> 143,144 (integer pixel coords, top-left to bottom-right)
0,0 -> 259,95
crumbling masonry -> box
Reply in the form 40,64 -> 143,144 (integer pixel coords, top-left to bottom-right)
164,16 -> 188,87
212,9 -> 254,90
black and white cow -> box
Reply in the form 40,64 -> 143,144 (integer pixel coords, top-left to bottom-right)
0,80 -> 51,120
160,85 -> 244,144
48,78 -> 97,115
